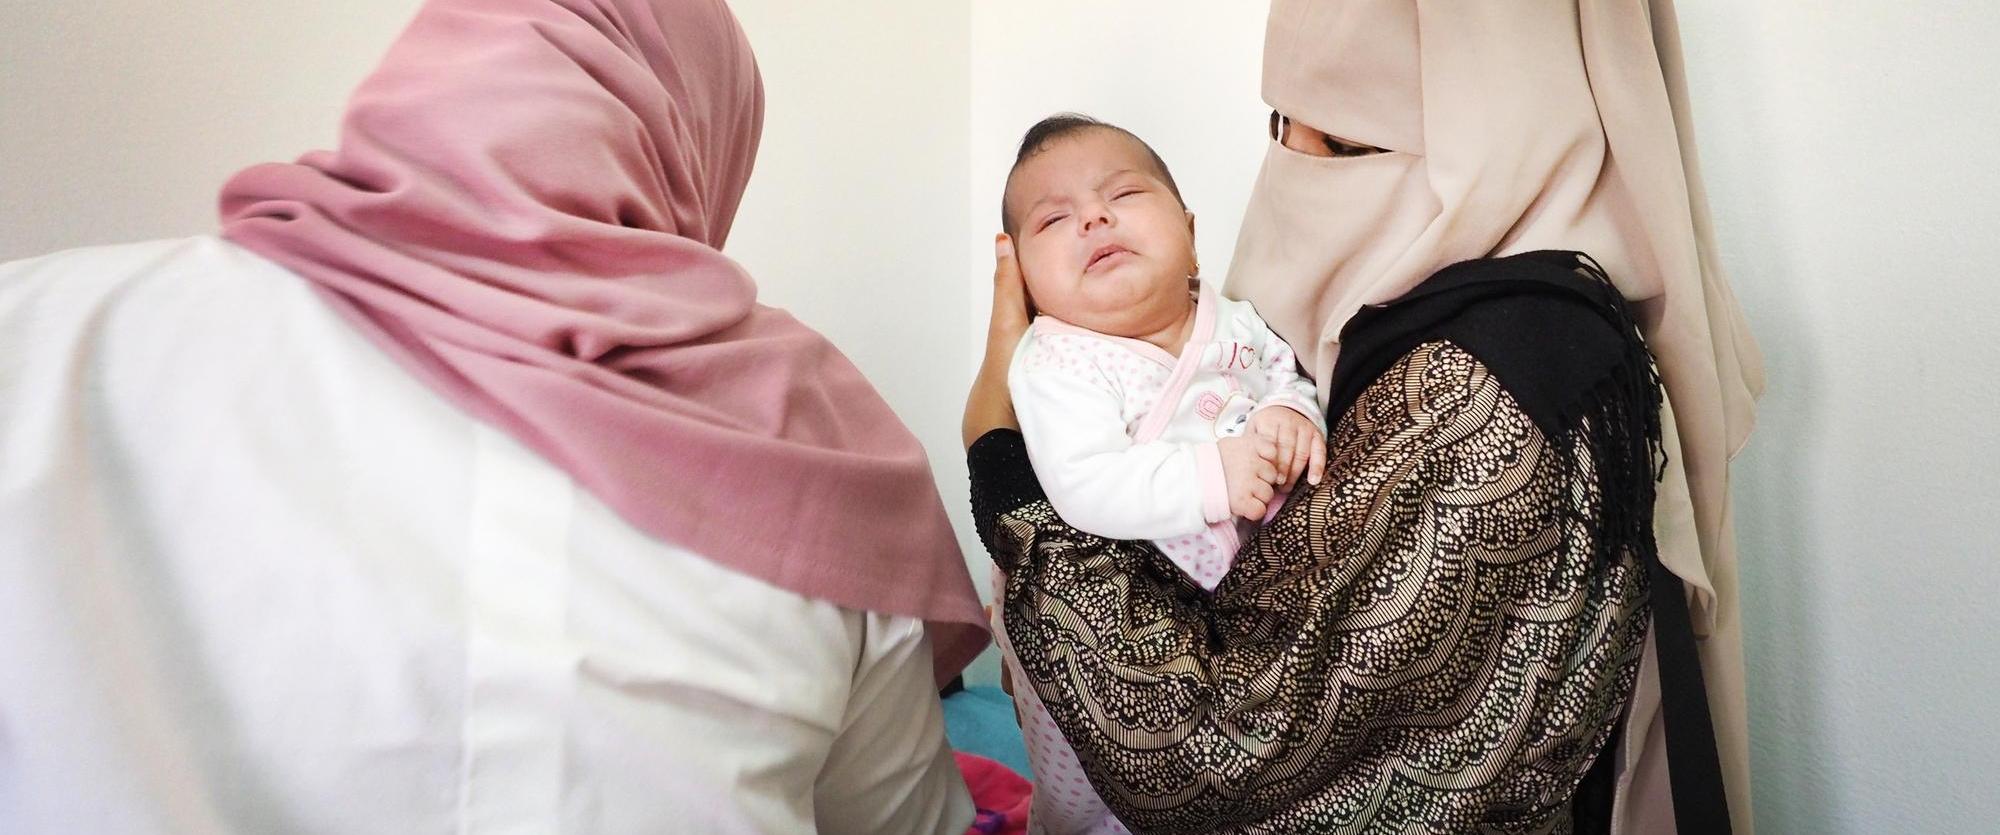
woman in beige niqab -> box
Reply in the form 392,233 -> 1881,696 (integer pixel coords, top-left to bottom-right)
1229,1 -> 1762,831
965,0 -> 1764,832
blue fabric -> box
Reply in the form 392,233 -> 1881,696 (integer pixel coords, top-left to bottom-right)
942,685 -> 1032,779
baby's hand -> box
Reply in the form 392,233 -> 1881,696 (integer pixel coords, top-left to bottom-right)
1217,436 -> 1280,521
1250,407 -> 1326,491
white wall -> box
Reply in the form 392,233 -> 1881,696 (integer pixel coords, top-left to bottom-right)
0,3 -> 422,259
1675,1 -> 2000,830
7,2 -> 2000,830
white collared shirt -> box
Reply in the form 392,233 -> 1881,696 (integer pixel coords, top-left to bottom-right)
0,236 -> 970,835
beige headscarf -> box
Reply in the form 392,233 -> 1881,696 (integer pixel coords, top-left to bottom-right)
1225,0 -> 1763,829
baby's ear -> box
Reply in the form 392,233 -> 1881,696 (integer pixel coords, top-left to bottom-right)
1186,211 -> 1201,279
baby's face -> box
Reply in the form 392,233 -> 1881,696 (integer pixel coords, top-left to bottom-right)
1005,130 -> 1196,338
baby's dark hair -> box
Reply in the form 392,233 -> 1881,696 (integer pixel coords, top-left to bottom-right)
1001,113 -> 1185,238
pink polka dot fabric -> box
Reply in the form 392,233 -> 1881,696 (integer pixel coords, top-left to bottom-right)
1021,334 -> 1174,406
1155,527 -> 1235,591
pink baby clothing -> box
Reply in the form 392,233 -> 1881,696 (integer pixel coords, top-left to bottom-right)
1007,281 -> 1322,591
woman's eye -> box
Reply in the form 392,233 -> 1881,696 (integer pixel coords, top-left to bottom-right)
1321,135 -> 1386,157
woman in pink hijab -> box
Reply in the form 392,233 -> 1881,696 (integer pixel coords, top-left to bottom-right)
965,1 -> 1761,833
0,0 -> 982,832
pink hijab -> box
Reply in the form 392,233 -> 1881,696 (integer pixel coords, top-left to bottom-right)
219,0 -> 986,679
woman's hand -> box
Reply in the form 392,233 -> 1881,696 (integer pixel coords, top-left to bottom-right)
963,234 -> 1034,448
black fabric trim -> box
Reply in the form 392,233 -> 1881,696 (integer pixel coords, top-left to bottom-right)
1572,723 -> 1619,835
1327,250 -> 1629,442
1652,561 -> 1736,834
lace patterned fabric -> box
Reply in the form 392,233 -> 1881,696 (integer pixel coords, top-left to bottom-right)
979,341 -> 1649,834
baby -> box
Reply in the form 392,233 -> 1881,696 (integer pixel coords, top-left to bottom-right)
1002,114 -> 1326,591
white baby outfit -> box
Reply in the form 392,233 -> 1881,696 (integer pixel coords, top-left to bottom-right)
1008,280 -> 1323,591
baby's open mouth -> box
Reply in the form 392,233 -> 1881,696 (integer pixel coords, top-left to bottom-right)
1085,244 -> 1131,272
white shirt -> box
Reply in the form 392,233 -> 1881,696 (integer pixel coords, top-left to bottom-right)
0,237 -> 971,834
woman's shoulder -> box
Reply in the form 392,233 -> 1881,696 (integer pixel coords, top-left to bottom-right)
1329,250 -> 1648,441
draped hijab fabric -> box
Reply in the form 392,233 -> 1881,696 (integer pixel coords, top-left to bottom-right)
220,0 -> 985,677
1225,0 -> 1763,827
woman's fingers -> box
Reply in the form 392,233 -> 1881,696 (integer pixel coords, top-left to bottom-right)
1307,430 -> 1327,486
1275,425 -> 1302,490
989,234 -> 1032,342
1273,425 -> 1296,486
1288,426 -> 1315,488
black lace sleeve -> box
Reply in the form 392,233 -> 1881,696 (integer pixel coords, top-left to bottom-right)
966,428 -> 1049,571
